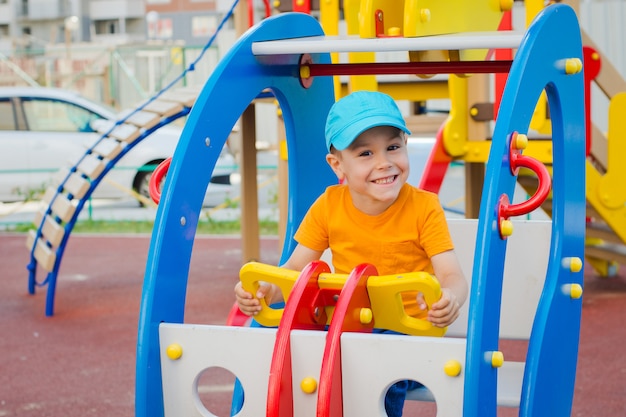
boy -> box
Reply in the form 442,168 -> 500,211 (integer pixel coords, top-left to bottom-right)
235,91 -> 468,416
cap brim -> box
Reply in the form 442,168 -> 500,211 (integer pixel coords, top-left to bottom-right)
331,118 -> 412,151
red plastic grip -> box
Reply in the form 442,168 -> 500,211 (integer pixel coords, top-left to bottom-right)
149,157 -> 171,204
498,134 -> 552,220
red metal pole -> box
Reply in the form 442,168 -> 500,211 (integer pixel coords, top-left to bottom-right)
304,60 -> 513,77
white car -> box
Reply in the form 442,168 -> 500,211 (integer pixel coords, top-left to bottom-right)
0,87 -> 235,205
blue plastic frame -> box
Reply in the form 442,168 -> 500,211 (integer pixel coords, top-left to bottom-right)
135,5 -> 586,417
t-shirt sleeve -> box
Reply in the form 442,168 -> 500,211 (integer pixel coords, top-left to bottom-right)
419,192 -> 455,258
293,191 -> 330,252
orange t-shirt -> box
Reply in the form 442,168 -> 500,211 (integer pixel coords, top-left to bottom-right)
294,183 -> 454,276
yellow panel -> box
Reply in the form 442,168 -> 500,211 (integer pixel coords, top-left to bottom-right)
320,0 -> 340,35
525,0 -> 545,27
597,93 -> 626,209
443,75 -> 468,157
403,0 -> 506,37
344,0 -> 361,35
529,91 -> 552,135
319,0 -> 341,98
360,0 -> 406,38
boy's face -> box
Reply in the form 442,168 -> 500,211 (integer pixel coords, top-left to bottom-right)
326,126 -> 409,214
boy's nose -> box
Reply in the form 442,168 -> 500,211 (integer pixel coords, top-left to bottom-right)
375,153 -> 393,168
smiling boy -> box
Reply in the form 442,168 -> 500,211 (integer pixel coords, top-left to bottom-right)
235,90 -> 468,416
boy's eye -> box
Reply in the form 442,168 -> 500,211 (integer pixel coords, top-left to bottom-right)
388,144 -> 401,151
358,150 -> 372,157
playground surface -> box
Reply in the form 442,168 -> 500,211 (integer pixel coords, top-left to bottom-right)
0,232 -> 625,417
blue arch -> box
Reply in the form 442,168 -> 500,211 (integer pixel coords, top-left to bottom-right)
464,5 -> 585,417
135,13 -> 337,417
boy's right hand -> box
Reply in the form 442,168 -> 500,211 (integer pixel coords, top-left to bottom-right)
234,281 -> 275,316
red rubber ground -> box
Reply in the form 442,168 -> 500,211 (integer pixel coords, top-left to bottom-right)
0,233 -> 624,416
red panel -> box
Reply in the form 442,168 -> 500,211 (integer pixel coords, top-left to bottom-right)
418,121 -> 452,194
266,261 -> 331,417
316,264 -> 377,417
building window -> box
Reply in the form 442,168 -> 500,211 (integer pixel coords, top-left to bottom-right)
148,18 -> 173,40
95,20 -> 119,35
192,15 -> 217,37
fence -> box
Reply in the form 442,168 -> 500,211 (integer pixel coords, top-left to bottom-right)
0,43 -> 220,111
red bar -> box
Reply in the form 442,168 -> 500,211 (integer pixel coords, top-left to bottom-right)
305,60 -> 513,77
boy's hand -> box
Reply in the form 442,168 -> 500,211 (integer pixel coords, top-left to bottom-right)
426,288 -> 461,328
234,281 -> 275,316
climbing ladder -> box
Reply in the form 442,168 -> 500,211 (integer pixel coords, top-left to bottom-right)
25,88 -> 198,316
135,4 -> 585,417
24,1 -> 244,317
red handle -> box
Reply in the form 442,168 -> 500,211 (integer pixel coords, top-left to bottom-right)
149,157 -> 171,204
498,133 -> 552,219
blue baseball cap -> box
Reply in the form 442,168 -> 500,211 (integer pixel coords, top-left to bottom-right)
325,91 -> 411,152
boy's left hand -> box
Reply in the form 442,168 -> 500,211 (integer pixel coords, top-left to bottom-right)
422,288 -> 461,328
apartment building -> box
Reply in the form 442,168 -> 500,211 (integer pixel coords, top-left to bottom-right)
0,0 -> 230,55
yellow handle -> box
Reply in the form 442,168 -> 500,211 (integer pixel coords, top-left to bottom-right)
239,262 -> 446,336
239,262 -> 300,327
367,272 -> 446,337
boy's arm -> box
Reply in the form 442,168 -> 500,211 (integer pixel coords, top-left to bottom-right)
280,244 -> 324,271
428,250 -> 468,327
234,243 -> 323,316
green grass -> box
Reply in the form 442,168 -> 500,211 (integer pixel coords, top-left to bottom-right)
7,218 -> 279,235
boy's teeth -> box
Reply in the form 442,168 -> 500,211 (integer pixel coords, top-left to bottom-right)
375,176 -> 394,184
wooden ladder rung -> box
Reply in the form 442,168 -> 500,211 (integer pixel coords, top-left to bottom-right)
42,188 -> 77,223
142,100 -> 184,118
125,110 -> 161,130
33,209 -> 65,248
77,154 -> 108,179
26,230 -> 57,272
160,91 -> 197,108
91,137 -> 124,160
107,123 -> 141,143
172,86 -> 202,96
62,172 -> 91,200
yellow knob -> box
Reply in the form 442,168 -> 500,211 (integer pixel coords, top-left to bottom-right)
500,219 -> 513,238
514,133 -> 528,150
500,0 -> 514,11
273,0 -> 280,8
360,308 -> 373,324
469,107 -> 478,116
569,257 -> 583,273
570,283 -> 583,299
301,377 -> 318,394
300,65 -> 311,79
420,9 -> 431,23
166,343 -> 183,360
565,58 -> 583,74
388,27 -> 401,37
444,360 -> 462,377
491,351 -> 504,368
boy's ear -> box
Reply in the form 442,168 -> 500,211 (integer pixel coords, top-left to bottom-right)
326,153 -> 345,181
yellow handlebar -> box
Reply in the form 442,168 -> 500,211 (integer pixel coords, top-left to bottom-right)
239,262 -> 446,337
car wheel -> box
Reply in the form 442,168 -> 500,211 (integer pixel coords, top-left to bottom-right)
133,161 -> 163,206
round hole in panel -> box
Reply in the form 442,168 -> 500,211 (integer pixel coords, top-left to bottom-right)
385,379 -> 437,417
195,366 -> 242,417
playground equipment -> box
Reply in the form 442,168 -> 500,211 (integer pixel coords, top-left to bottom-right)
136,3 -> 585,417
24,90 -> 195,316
